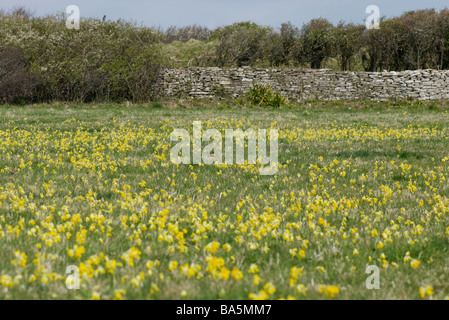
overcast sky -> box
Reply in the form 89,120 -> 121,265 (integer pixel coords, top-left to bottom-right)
1,0 -> 449,29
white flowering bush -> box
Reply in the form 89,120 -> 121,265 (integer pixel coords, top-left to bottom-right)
0,12 -> 163,103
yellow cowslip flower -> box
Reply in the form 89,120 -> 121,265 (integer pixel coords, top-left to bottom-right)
11,250 -> 27,268
150,284 -> 160,295
253,275 -> 262,285
219,267 -> 230,280
248,264 -> 259,274
105,259 -> 117,274
249,290 -> 269,300
231,268 -> 243,280
188,265 -> 200,278
223,244 -> 232,252
87,254 -> 103,266
0,275 -> 14,288
138,180 -> 146,188
318,285 -> 340,299
289,248 -> 298,257
169,261 -> 178,271
113,289 -> 126,300
130,272 -> 145,288
289,266 -> 303,286
353,249 -> 359,256
205,256 -> 225,275
297,284 -> 308,296
91,292 -> 101,300
68,245 -> 85,259
180,263 -> 189,276
403,252 -> 411,262
315,266 -> 326,273
180,263 -> 201,278
28,274 -> 37,283
120,247 -> 141,267
79,262 -> 94,278
419,286 -> 434,298
263,282 -> 276,295
410,259 -> 421,269
261,245 -> 270,254
205,241 -> 220,254
146,260 -> 160,270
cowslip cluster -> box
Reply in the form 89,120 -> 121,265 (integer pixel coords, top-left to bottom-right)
0,109 -> 448,300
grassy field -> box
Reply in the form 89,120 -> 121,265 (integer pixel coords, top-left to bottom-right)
1,102 -> 449,300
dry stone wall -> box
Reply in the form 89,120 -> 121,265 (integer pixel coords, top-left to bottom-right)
154,67 -> 449,101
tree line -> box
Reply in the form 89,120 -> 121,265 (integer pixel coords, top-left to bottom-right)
162,9 -> 449,71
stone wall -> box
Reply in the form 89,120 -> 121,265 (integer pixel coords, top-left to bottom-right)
154,67 -> 449,101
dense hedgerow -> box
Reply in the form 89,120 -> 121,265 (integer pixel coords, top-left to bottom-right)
164,9 -> 449,71
3,7 -> 449,103
0,11 -> 162,104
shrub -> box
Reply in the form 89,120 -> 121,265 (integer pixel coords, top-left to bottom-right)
0,46 -> 40,104
299,18 -> 336,69
213,22 -> 273,67
0,12 -> 163,103
162,25 -> 211,43
246,84 -> 286,108
333,23 -> 365,71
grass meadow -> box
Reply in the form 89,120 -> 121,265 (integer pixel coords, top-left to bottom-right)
1,101 -> 449,300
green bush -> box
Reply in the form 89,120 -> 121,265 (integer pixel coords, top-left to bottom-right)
213,22 -> 274,67
246,84 -> 286,108
0,46 -> 40,104
0,12 -> 163,103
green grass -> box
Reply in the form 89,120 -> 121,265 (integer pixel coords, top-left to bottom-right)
161,39 -> 218,67
0,101 -> 449,300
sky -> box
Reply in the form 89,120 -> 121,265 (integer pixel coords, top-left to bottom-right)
1,0 -> 449,29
